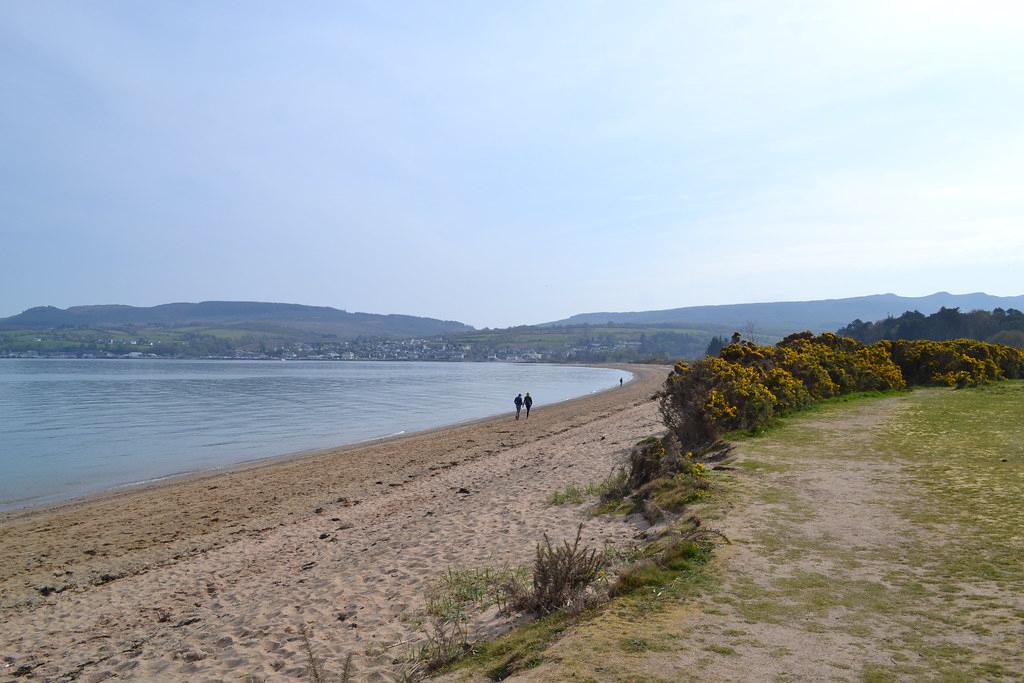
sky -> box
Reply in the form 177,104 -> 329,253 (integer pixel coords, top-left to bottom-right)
2,1 -> 1023,328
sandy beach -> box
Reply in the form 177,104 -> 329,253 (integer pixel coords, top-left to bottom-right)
0,363 -> 668,681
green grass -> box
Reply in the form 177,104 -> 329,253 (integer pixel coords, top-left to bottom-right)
724,382 -> 1024,678
550,469 -> 634,513
426,566 -> 528,624
620,637 -> 655,653
175,326 -> 258,340
548,485 -> 587,505
440,609 -> 574,679
737,459 -> 789,473
878,382 -> 1024,586
724,389 -> 905,442
593,499 -> 640,516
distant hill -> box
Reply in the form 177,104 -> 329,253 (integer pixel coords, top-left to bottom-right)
0,301 -> 474,338
543,292 -> 1024,335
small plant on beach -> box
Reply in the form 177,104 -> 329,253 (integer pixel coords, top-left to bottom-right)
550,469 -> 634,507
508,524 -> 606,615
340,653 -> 354,683
294,624 -> 354,682
595,467 -> 631,501
602,542 -> 648,566
299,624 -> 326,683
408,565 -> 530,676
593,467 -> 635,515
415,616 -> 472,674
426,566 -> 528,622
549,469 -> 634,512
627,435 -> 734,488
548,484 -> 586,505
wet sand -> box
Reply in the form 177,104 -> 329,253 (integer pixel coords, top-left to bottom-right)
0,363 -> 668,681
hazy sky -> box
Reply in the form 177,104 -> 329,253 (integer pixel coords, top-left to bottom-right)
2,2 -> 1023,327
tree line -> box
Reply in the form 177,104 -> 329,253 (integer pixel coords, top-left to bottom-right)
838,307 -> 1024,348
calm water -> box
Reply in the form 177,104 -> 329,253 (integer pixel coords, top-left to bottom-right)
0,359 -> 628,511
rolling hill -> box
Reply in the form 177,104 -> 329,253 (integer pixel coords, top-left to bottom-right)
0,301 -> 474,339
543,292 -> 1024,335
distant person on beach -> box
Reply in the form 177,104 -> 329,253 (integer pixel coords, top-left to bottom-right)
524,392 -> 533,418
620,377 -> 623,386
514,393 -> 523,420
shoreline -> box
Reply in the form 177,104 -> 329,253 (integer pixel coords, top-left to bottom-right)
1,364 -> 638,518
0,360 -> 633,516
0,363 -> 668,619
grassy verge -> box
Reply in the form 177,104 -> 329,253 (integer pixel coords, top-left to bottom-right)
857,381 -> 1024,679
441,609 -> 574,680
723,388 -> 903,442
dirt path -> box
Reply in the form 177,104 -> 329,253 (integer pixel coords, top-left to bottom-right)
508,386 -> 1024,682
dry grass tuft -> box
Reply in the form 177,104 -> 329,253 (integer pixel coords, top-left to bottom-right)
340,652 -> 354,683
299,624 -> 325,683
415,616 -> 471,674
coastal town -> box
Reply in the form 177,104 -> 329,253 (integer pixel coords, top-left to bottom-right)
0,332 -> 653,363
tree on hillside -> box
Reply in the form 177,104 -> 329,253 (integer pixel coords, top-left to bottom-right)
989,330 -> 1024,349
705,335 -> 728,357
839,307 -> 1024,344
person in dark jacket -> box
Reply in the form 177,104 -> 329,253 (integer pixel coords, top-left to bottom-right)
514,393 -> 523,420
524,392 -> 533,418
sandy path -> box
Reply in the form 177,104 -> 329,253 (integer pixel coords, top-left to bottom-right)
0,364 -> 667,681
507,389 -> 1024,681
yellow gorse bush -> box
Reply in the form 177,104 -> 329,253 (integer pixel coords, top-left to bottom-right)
659,333 -> 1024,449
889,339 -> 1024,387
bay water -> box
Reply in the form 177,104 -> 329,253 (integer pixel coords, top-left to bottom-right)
0,359 -> 629,511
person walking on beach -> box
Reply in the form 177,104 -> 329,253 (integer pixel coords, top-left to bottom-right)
514,393 -> 524,420
524,392 -> 533,418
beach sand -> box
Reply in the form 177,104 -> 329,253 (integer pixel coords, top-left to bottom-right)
0,363 -> 669,681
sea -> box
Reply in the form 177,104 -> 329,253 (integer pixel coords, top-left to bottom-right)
0,359 -> 629,511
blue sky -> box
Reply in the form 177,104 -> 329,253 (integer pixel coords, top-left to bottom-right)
2,1 -> 1022,327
